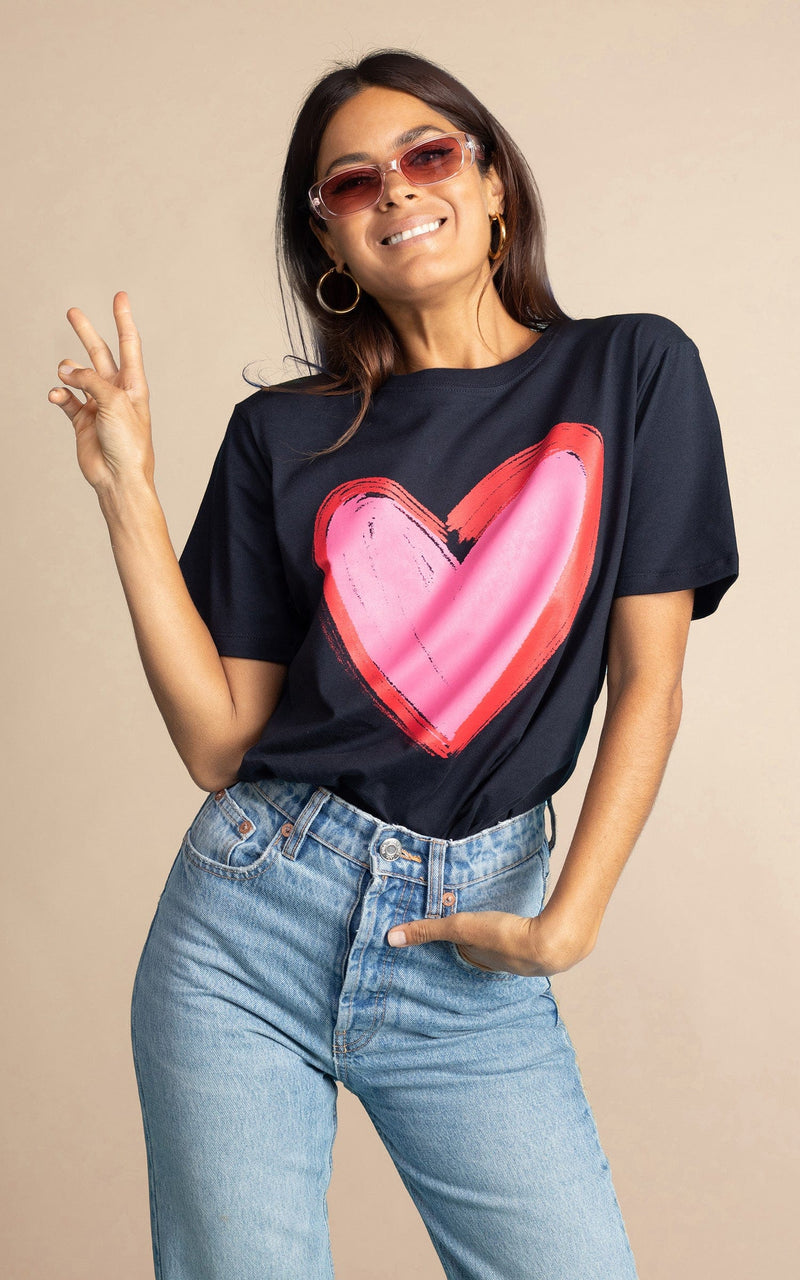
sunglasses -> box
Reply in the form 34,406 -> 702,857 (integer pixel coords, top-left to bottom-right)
308,132 -> 485,220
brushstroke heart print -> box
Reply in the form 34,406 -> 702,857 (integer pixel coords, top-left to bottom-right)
313,420 -> 604,757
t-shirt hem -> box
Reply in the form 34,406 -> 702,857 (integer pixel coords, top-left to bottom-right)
212,633 -> 300,663
613,554 -> 738,594
612,555 -> 739,619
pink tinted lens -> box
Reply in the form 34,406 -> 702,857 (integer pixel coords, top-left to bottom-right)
320,167 -> 383,215
400,136 -> 464,183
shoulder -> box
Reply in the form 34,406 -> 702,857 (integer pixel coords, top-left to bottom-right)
570,311 -> 697,353
234,372 -> 355,423
563,313 -> 702,394
236,370 -> 334,405
230,373 -> 358,464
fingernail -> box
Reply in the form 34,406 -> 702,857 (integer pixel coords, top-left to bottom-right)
388,929 -> 407,946
59,363 -> 73,376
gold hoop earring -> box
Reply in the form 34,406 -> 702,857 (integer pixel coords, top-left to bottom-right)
315,265 -> 361,315
488,213 -> 507,261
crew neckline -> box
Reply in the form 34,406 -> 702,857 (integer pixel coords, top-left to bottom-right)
379,321 -> 566,391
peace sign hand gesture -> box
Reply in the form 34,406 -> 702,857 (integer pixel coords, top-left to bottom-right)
48,291 -> 154,496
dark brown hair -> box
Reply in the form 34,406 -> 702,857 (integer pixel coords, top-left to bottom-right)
244,47 -> 572,458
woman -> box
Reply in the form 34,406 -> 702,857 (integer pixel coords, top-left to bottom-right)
49,48 -> 738,1280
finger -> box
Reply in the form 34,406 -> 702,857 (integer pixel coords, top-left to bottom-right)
57,360 -> 111,404
66,306 -> 119,380
48,385 -> 84,419
112,290 -> 145,384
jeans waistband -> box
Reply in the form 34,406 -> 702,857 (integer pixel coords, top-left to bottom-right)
246,775 -> 555,890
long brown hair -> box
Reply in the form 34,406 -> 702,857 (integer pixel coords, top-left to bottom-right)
244,48 -> 572,458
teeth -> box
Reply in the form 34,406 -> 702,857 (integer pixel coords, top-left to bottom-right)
384,219 -> 443,246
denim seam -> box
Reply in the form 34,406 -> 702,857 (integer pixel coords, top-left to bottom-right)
305,826 -> 372,871
181,828 -> 284,880
130,930 -> 164,1278
355,1099 -> 466,1280
242,780 -> 296,822
338,865 -> 370,990
305,828 -> 545,887
450,845 -> 545,890
450,933 -> 520,980
337,875 -> 404,1054
336,876 -> 412,1054
300,783 -> 547,851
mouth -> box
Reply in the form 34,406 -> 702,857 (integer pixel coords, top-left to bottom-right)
381,217 -> 447,247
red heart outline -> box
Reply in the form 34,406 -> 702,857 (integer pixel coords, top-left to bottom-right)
313,421 -> 604,757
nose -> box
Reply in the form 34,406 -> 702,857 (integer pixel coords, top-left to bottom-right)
377,167 -> 419,210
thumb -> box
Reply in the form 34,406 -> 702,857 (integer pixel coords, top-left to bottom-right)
388,917 -> 451,948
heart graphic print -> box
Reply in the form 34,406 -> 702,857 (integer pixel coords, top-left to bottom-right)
313,421 -> 604,757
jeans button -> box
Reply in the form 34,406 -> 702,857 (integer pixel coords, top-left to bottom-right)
281,822 -> 294,838
380,837 -> 402,861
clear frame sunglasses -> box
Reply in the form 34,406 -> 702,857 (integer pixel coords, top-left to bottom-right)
308,132 -> 485,220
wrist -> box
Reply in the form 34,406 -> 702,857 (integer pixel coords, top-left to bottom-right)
96,474 -> 162,527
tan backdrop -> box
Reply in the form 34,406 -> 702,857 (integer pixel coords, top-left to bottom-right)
4,1 -> 797,1276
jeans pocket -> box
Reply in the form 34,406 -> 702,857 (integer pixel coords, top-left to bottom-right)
447,837 -> 550,979
182,782 -> 288,880
450,941 -> 519,978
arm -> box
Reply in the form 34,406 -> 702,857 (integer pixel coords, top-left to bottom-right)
385,586 -> 696,970
50,294 -> 286,793
536,587 -> 695,966
99,481 -> 287,791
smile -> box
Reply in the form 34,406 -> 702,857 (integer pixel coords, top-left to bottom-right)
382,218 -> 446,247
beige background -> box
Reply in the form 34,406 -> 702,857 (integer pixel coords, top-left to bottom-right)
3,0 -> 797,1275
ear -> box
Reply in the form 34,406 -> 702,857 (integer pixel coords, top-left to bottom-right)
483,162 -> 506,216
309,215 -> 337,264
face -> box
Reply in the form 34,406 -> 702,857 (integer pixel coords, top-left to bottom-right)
309,86 -> 504,308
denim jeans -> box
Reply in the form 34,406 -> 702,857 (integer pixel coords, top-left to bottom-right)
130,776 -> 639,1279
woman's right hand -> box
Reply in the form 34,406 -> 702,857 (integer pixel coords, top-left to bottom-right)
48,291 -> 155,496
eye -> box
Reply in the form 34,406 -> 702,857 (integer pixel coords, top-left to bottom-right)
327,170 -> 377,195
407,144 -> 455,167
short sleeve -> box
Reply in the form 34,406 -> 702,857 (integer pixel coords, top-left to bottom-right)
612,339 -> 739,620
178,406 -> 308,662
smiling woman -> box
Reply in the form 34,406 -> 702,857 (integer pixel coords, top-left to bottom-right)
50,42 -> 737,1280
254,51 -> 569,448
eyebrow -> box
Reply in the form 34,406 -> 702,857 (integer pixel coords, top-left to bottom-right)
321,124 -> 448,180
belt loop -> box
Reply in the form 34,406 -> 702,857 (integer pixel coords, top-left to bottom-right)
424,838 -> 448,919
282,786 -> 329,860
546,797 -> 557,851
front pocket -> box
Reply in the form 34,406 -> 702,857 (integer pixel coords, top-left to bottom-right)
182,783 -> 288,880
445,839 -> 550,979
450,940 -> 519,980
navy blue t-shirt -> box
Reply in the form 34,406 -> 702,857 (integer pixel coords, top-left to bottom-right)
178,313 -> 739,839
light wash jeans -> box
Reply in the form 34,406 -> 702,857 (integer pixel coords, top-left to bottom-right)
130,776 -> 639,1279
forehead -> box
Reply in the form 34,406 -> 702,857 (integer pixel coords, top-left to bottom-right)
315,86 -> 460,177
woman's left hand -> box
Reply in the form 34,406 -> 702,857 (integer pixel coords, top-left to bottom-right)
386,907 -> 595,977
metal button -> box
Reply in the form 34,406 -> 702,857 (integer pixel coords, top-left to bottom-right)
238,819 -> 253,835
281,822 -> 294,838
380,837 -> 402,860
214,789 -> 226,800
442,891 -> 456,905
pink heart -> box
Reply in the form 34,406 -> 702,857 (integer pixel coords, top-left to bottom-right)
314,421 -> 604,756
